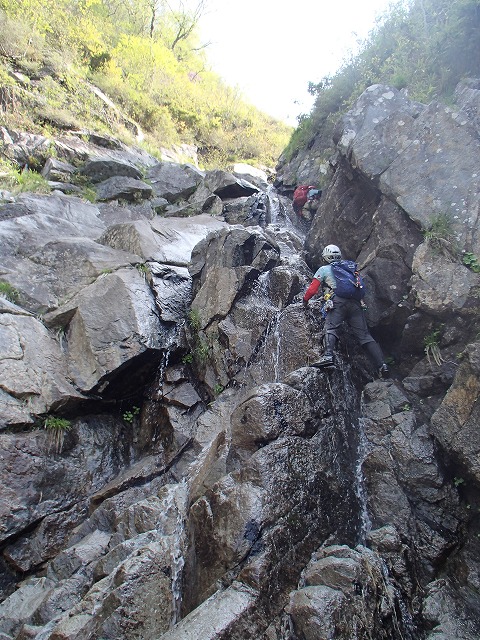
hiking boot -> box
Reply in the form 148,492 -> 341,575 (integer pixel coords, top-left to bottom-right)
378,364 -> 390,379
311,352 -> 335,369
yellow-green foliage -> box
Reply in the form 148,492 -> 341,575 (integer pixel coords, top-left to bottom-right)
0,2 -> 292,168
0,160 -> 51,193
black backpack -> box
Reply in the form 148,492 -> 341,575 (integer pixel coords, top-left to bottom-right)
331,260 -> 366,300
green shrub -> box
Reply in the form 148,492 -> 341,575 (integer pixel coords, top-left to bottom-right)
0,159 -> 19,189
187,309 -> 201,333
193,339 -> 209,365
213,383 -> 224,396
184,308 -> 212,367
1,1 -> 292,168
424,328 -> 444,366
0,10 -> 45,61
0,281 -> 19,303
462,252 -> 480,273
136,263 -> 149,278
1,158 -> 51,192
123,406 -> 140,423
15,168 -> 51,194
424,212 -> 457,254
44,416 -> 72,453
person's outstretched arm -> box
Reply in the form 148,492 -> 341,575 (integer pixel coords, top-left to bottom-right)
303,278 -> 321,303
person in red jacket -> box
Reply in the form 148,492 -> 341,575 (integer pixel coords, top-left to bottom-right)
292,185 -> 322,221
303,244 -> 389,377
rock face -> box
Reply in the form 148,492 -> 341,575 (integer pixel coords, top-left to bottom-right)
0,82 -> 479,640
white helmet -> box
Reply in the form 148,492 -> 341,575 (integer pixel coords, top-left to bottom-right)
322,244 -> 342,263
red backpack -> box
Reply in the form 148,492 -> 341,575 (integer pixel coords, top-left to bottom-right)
293,185 -> 312,202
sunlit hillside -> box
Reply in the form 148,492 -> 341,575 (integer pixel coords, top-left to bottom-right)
0,0 -> 292,170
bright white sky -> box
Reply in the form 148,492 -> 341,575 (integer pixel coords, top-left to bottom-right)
199,0 -> 397,126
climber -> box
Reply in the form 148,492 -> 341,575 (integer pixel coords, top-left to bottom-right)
303,244 -> 390,378
292,184 -> 322,221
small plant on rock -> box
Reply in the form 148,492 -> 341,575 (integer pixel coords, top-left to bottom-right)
193,339 -> 210,365
213,383 -> 224,396
44,416 -> 72,454
462,252 -> 480,273
187,309 -> 201,333
136,263 -> 149,279
81,186 -> 97,202
0,281 -> 19,303
185,308 -> 211,367
123,406 -> 140,424
424,212 -> 456,254
424,328 -> 444,366
0,159 -> 19,189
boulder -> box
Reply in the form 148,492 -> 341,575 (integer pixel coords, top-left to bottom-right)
95,176 -> 153,201
286,545 -> 402,640
79,157 -> 143,183
98,214 -> 228,266
43,268 -> 166,393
146,162 -> 204,202
41,157 -> 76,181
0,312 -> 84,426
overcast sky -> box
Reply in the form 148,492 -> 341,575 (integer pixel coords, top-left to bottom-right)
199,0 -> 398,126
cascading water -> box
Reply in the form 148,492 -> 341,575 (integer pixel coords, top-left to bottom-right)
236,188 -> 311,384
355,413 -> 373,545
265,185 -> 296,230
156,481 -> 189,627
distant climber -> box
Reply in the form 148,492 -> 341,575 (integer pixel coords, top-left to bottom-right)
292,184 -> 322,221
303,244 -> 389,377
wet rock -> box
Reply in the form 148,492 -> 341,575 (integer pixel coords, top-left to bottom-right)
194,169 -> 259,201
422,578 -> 480,640
0,416 -> 131,569
189,226 -> 280,328
159,582 -> 260,640
233,163 -> 269,190
361,380 -> 461,580
286,544 -> 407,640
228,382 -> 313,466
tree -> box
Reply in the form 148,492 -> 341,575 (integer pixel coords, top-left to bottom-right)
146,0 -> 208,52
165,0 -> 207,51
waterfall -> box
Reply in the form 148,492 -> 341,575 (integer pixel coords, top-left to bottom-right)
157,481 -> 188,627
158,348 -> 171,393
355,416 -> 372,545
266,185 -> 295,231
